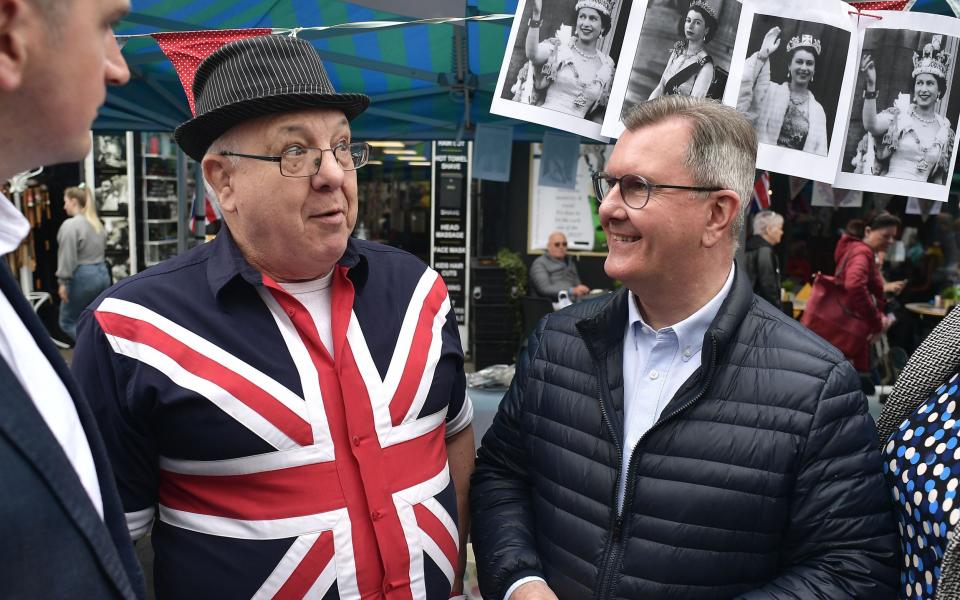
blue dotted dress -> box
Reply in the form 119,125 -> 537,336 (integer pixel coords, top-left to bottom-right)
883,372 -> 960,599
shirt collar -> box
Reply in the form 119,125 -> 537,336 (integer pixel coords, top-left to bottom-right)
0,193 -> 30,256
205,226 -> 367,299
627,263 -> 736,354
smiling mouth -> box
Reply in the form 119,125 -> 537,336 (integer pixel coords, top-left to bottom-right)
611,234 -> 640,243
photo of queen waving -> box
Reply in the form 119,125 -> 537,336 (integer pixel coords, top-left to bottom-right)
517,0 -> 617,120
857,36 -> 955,183
738,26 -> 829,155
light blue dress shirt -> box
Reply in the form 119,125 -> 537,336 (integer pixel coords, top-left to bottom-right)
617,264 -> 735,510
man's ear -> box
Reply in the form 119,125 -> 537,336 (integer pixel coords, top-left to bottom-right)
202,155 -> 236,213
702,189 -> 741,249
0,0 -> 31,92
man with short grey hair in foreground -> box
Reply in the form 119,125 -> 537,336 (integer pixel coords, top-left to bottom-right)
471,96 -> 897,600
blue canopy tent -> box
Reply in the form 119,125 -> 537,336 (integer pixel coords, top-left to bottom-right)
103,0 -> 958,139
101,0 -> 570,140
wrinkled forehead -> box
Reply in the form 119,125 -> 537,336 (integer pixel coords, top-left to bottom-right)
233,108 -> 351,146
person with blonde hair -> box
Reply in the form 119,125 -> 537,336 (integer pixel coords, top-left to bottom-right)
56,185 -> 110,340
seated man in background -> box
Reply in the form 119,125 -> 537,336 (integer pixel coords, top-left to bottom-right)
529,231 -> 589,300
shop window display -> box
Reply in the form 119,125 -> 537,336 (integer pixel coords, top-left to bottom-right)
356,141 -> 433,263
141,132 -> 181,268
91,133 -> 133,281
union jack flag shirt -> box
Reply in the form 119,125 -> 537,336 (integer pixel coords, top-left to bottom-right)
73,228 -> 472,599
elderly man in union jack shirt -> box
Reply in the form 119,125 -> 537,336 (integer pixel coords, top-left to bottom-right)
72,34 -> 475,599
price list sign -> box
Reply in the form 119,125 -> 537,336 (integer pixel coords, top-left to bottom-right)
430,140 -> 472,345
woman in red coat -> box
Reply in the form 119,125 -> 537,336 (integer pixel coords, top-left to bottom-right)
830,213 -> 902,372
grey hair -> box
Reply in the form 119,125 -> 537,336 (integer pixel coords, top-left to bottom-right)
621,96 -> 757,244
752,210 -> 783,238
201,129 -> 243,208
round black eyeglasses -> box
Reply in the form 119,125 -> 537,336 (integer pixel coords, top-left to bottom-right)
591,171 -> 722,210
221,142 -> 371,177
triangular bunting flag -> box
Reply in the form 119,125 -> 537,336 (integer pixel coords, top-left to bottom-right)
152,29 -> 273,116
847,0 -> 911,10
788,176 -> 808,201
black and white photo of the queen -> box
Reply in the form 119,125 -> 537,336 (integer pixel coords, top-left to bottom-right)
507,0 -> 620,121
845,32 -> 958,184
737,15 -> 849,157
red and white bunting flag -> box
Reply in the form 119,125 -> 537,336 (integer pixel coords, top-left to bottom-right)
847,0 -> 912,11
152,29 -> 272,116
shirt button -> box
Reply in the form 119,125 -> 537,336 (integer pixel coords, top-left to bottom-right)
371,510 -> 382,521
683,347 -> 693,358
352,435 -> 361,447
649,370 -> 659,380
384,583 -> 394,593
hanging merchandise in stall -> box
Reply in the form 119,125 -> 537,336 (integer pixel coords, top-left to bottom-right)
141,132 -> 181,268
431,140 -> 472,347
86,132 -> 136,282
3,170 -> 50,293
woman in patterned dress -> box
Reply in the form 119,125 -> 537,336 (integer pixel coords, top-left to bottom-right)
738,27 -> 829,155
519,0 -> 616,120
648,0 -> 718,100
878,306 -> 960,599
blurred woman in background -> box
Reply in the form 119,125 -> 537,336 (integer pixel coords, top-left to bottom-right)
56,185 -> 109,341
801,213 -> 904,376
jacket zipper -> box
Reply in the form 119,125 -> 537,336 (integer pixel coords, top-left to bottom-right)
593,335 -> 719,600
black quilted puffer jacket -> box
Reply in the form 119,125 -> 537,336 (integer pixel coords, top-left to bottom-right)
470,268 -> 898,600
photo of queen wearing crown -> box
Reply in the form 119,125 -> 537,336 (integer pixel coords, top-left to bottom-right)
648,0 -> 722,100
849,32 -> 957,184
739,25 -> 833,155
514,0 -> 618,121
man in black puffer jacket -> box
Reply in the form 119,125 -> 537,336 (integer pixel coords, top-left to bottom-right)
471,97 -> 897,600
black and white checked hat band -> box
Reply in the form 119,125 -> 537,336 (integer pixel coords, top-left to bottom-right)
174,35 -> 370,161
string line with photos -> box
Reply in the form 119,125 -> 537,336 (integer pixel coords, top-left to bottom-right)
492,0 -> 960,203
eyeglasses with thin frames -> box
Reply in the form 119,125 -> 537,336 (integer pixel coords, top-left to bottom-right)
220,141 -> 371,177
591,171 -> 722,210
552,241 -> 568,247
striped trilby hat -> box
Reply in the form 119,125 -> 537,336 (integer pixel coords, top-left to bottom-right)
174,35 -> 370,161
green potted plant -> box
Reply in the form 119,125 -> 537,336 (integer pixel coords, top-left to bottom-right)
942,285 -> 960,311
496,248 -> 527,341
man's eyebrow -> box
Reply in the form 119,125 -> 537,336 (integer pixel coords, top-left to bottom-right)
274,120 -> 351,137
